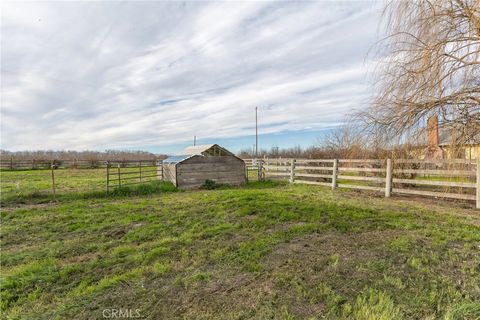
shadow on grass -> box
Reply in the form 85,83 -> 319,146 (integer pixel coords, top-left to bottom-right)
243,180 -> 287,189
192,178 -> 286,191
1,181 -> 177,206
201,180 -> 287,191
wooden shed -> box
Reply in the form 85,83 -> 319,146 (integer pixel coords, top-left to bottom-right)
162,144 -> 246,188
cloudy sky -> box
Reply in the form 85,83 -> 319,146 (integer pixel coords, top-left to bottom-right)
1,1 -> 382,154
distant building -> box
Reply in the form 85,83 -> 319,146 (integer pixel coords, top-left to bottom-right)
424,116 -> 479,160
162,144 -> 246,188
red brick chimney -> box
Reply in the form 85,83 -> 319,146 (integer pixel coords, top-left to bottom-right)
427,116 -> 439,146
425,115 -> 443,159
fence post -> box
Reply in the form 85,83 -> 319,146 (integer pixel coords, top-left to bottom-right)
476,159 -> 480,209
263,159 -> 266,181
258,159 -> 263,181
332,159 -> 338,190
159,160 -> 163,181
385,159 -> 392,198
51,163 -> 56,200
10,157 -> 13,170
117,163 -> 121,187
289,159 -> 296,183
139,160 -> 142,182
106,161 -> 110,194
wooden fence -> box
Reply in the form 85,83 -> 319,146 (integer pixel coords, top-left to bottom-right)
0,159 -> 157,170
245,158 -> 479,209
106,161 -> 163,193
244,158 -> 262,182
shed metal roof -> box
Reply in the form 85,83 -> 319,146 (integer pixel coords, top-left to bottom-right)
175,144 -> 215,156
164,144 -> 240,165
175,144 -> 234,156
163,155 -> 194,164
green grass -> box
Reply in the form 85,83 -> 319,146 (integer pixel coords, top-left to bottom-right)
1,170 -> 479,319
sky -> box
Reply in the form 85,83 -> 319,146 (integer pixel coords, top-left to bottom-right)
1,1 -> 383,154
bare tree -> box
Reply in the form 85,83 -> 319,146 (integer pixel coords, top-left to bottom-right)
237,123 -> 391,160
362,0 -> 480,146
320,125 -> 367,159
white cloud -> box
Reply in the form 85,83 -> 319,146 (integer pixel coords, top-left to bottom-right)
1,1 -> 382,151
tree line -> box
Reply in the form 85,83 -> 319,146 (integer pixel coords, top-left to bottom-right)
0,150 -> 167,161
238,125 -> 421,159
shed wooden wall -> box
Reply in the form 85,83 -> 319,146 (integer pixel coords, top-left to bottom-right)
176,156 -> 245,188
162,163 -> 177,186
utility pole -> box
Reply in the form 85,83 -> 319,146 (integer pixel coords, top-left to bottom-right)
193,135 -> 196,146
255,107 -> 258,158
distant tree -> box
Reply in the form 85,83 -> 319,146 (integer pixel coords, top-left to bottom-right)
362,0 -> 480,146
237,125 -> 388,160
0,149 -> 166,161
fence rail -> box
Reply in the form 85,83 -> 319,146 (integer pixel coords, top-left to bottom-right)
244,158 -> 480,209
106,161 -> 163,193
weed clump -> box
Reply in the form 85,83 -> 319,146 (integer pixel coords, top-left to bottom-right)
348,289 -> 402,320
201,179 -> 220,190
110,181 -> 177,196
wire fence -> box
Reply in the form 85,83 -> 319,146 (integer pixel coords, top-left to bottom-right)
106,161 -> 163,193
1,160 -> 163,202
0,159 -> 158,170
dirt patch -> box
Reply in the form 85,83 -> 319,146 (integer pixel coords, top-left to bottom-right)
103,222 -> 146,240
390,196 -> 480,226
336,188 -> 480,226
141,230 -> 405,319
1,202 -> 57,212
63,252 -> 100,265
393,193 -> 475,209
264,230 -> 401,270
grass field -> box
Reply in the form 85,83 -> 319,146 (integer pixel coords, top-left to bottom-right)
1,169 -> 106,203
1,169 -> 480,319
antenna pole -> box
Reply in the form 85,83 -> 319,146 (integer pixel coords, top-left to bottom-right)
194,135 -> 196,146
255,107 -> 258,158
